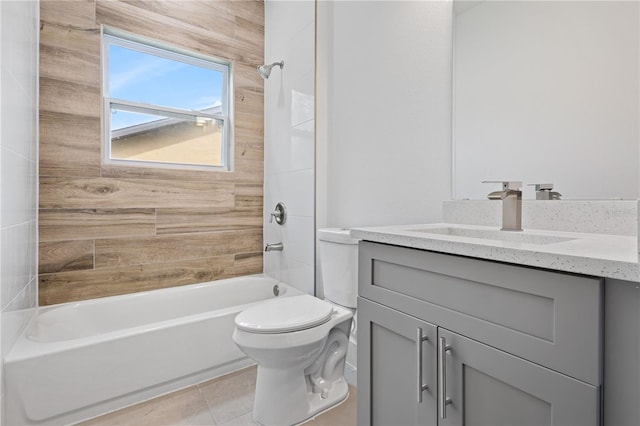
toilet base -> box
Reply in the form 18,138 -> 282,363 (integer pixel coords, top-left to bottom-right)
301,379 -> 348,424
252,366 -> 349,426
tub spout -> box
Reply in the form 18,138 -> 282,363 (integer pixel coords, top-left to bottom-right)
265,242 -> 284,252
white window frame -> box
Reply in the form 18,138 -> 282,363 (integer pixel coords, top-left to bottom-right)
102,28 -> 233,171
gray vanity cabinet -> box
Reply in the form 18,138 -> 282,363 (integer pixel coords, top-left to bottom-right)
438,328 -> 599,426
357,241 -> 603,426
357,297 -> 438,425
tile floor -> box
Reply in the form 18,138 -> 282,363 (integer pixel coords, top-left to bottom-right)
79,366 -> 357,426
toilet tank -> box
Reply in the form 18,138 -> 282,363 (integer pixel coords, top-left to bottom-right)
318,228 -> 359,308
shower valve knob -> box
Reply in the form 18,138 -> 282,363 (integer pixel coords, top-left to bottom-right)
269,202 -> 287,225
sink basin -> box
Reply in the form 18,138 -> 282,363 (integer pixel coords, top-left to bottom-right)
410,227 -> 577,245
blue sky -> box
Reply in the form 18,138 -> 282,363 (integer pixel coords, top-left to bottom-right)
109,44 -> 223,130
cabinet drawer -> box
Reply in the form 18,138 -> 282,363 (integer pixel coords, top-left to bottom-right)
358,241 -> 603,385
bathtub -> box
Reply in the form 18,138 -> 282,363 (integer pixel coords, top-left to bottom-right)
5,275 -> 301,426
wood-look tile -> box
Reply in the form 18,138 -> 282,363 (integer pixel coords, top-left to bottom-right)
39,111 -> 101,178
99,162 -> 263,184
79,386 -> 214,426
236,60 -> 266,84
234,157 -> 264,179
212,0 -> 263,22
226,0 -> 264,28
156,207 -> 261,235
39,240 -> 94,273
235,128 -> 264,146
76,365 -> 355,426
99,164 -> 212,182
40,208 -> 156,242
236,145 -> 263,169
121,0 -> 237,39
39,178 -> 235,209
220,412 -> 259,426
234,63 -> 265,93
39,256 -> 236,305
234,112 -> 263,135
40,77 -> 101,118
39,21 -> 100,56
234,184 -> 263,209
96,0 -> 262,64
94,229 -> 262,268
39,44 -> 100,87
234,15 -> 264,47
232,252 -> 263,276
235,144 -> 264,164
199,367 -> 257,424
235,87 -> 264,116
39,0 -> 265,304
41,0 -> 96,28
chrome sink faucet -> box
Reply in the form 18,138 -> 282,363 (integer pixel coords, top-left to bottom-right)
483,181 -> 523,232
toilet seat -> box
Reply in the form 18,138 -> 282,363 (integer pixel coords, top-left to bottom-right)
235,295 -> 333,334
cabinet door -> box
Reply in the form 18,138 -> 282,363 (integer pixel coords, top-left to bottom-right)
438,329 -> 600,426
357,297 -> 437,426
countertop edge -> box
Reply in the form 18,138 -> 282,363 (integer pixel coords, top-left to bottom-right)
351,226 -> 639,282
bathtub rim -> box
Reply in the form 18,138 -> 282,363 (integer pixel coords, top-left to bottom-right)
6,274 -> 300,362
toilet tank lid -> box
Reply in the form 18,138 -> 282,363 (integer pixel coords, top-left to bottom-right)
318,228 -> 359,244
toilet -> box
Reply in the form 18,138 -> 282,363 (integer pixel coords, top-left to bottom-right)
232,228 -> 359,426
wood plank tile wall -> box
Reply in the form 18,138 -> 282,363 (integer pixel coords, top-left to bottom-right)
39,0 -> 265,305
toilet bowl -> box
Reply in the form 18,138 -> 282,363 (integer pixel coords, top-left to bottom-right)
232,294 -> 353,425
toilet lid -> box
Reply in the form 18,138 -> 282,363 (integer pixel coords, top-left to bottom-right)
235,295 -> 333,334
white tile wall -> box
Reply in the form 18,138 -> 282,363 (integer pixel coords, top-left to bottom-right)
317,1 -> 453,230
0,0 -> 39,422
313,1 -> 454,369
263,0 -> 316,294
290,120 -> 314,171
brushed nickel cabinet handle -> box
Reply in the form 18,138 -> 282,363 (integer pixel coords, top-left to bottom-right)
416,328 -> 429,403
438,336 -> 452,418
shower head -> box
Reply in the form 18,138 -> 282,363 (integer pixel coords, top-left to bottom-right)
257,61 -> 284,79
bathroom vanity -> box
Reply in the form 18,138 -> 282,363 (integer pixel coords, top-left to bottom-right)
352,219 -> 639,426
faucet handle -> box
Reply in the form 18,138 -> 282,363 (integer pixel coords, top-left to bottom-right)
269,202 -> 287,225
482,181 -> 523,191
528,183 -> 561,200
528,183 -> 554,191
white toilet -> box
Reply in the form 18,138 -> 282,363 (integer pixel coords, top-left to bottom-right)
232,228 -> 359,426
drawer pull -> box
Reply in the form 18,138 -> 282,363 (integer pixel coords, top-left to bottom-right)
439,336 -> 452,418
416,328 -> 429,403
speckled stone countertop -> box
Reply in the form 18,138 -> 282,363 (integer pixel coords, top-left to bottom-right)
443,200 -> 637,236
350,223 -> 639,282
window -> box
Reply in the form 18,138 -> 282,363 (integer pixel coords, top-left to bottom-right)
102,30 -> 231,170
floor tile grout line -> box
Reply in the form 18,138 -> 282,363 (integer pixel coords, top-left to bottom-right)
196,381 -> 219,425
198,367 -> 257,425
193,384 -> 218,426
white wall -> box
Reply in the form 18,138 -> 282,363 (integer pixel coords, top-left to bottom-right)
317,1 -> 453,229
453,1 -> 640,200
263,0 -> 316,295
0,0 -> 39,421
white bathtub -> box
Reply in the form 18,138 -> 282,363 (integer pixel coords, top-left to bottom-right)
5,275 -> 301,426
